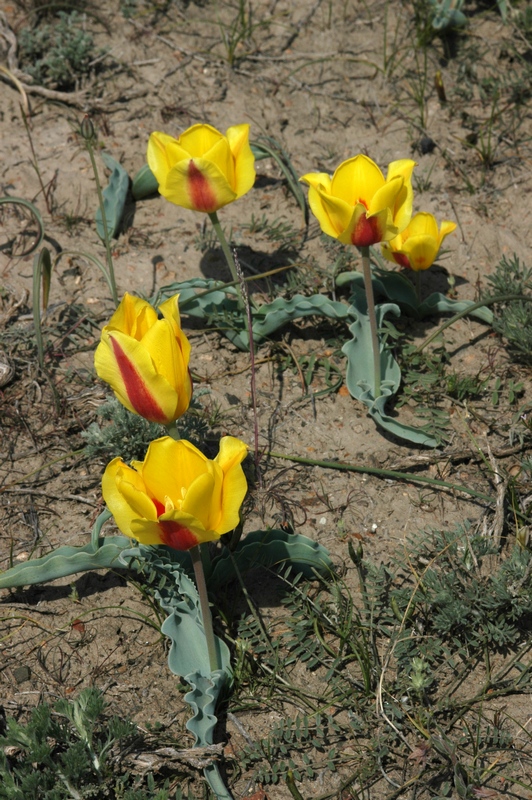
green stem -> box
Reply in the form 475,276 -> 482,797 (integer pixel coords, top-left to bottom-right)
266,449 -> 494,505
208,211 -> 240,286
85,138 -> 119,306
189,545 -> 219,673
360,245 -> 381,399
165,421 -> 180,440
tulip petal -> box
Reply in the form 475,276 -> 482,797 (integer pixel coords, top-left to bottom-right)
102,459 -> 154,538
107,293 -> 159,340
94,332 -> 178,423
163,158 -> 236,212
225,123 -> 256,198
131,513 -> 219,548
368,175 -> 402,217
181,471 -> 217,529
214,436 -> 248,533
331,155 -> 385,207
386,159 -> 416,184
177,123 -> 224,158
158,294 -> 192,365
400,234 -> 439,271
200,136 -> 234,189
309,184 -> 359,239
147,132 -> 191,188
386,160 -> 416,233
140,438 -> 208,508
141,319 -> 189,413
404,211 -> 439,238
381,241 -> 410,268
440,220 -> 457,242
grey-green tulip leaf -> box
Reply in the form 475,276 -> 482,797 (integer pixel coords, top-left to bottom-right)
95,153 -> 130,241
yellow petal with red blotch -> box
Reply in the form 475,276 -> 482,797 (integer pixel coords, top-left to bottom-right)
331,155 -> 385,207
140,438 -> 209,509
102,459 -> 155,539
163,157 -> 236,212
214,436 -> 248,533
381,240 -> 404,265
198,135 -> 234,188
94,332 -> 178,423
339,204 -> 392,247
225,123 -> 256,198
107,293 -> 159,340
131,512 -> 218,549
400,234 -> 440,271
177,123 -> 225,158
147,132 -> 191,188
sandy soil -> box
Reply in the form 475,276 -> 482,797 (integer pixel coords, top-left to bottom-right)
1,1 -> 532,797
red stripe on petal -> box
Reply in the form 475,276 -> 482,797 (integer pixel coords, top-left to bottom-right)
187,160 -> 218,212
158,519 -> 199,551
110,336 -> 169,423
351,214 -> 383,247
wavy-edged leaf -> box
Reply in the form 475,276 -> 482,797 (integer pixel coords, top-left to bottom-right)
339,269 -> 493,324
209,529 -> 333,589
0,511 -> 130,589
342,296 -> 438,447
156,279 -> 349,350
95,153 -> 129,241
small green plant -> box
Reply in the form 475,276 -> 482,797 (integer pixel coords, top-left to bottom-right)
485,254 -> 532,363
217,0 -> 265,67
18,12 -> 103,91
0,688 -> 195,799
223,525 -> 532,793
82,394 -> 210,462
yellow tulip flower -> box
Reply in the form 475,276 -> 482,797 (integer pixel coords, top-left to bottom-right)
147,123 -> 256,213
300,154 -> 416,247
102,436 -> 248,550
382,212 -> 457,271
94,293 -> 192,424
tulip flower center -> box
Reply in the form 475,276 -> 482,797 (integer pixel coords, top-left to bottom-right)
352,213 -> 383,247
158,519 -> 198,550
150,494 -> 198,549
187,160 -> 217,213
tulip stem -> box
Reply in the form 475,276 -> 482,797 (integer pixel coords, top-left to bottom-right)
209,211 -> 262,480
209,211 -> 240,288
360,246 -> 381,399
190,545 -> 219,674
